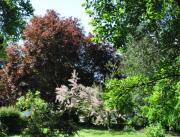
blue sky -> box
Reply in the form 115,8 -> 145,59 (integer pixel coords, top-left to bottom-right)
30,0 -> 92,34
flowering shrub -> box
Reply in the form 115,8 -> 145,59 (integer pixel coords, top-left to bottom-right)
56,70 -> 118,127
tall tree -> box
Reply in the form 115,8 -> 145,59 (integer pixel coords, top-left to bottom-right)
83,0 -> 179,49
0,0 -> 33,60
0,0 -> 34,41
0,10 -> 117,105
84,0 -> 180,129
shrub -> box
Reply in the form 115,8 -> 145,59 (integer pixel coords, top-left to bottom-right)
56,70 -> 109,127
16,91 -> 78,137
128,115 -> 147,129
104,75 -> 148,123
123,125 -> 135,132
142,78 -> 180,130
146,123 -> 165,137
0,130 -> 7,137
16,91 -> 54,137
0,106 -> 26,135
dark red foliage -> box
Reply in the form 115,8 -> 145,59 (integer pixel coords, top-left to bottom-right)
0,45 -> 25,105
1,10 -> 118,105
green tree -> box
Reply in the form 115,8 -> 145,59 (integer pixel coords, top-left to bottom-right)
0,0 -> 34,59
0,0 -> 34,40
83,0 -> 179,48
84,0 -> 180,129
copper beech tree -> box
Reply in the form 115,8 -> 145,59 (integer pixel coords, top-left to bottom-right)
1,10 -> 118,105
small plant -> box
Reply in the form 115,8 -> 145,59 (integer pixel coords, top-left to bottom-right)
16,90 -> 48,113
0,106 -> 26,135
123,125 -> 135,132
146,123 -> 165,137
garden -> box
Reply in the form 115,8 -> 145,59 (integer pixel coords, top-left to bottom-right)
0,0 -> 179,137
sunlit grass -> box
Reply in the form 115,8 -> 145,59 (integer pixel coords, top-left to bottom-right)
75,129 -> 145,137
11,128 -> 179,137
75,128 -> 145,137
75,128 -> 179,137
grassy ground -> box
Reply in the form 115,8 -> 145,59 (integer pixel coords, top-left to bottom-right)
11,128 -> 179,137
75,128 -> 179,137
75,129 -> 145,137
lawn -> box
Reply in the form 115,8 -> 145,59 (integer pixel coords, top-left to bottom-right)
75,129 -> 146,137
75,128 -> 178,137
11,128 -> 179,137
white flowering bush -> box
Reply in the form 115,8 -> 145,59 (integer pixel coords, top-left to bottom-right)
56,70 -> 108,126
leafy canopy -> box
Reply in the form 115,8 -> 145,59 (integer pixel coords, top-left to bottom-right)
0,0 -> 34,40
83,0 -> 179,48
84,0 -> 180,129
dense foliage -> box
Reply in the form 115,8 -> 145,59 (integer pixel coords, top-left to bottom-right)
0,106 -> 26,135
0,0 -> 33,62
0,0 -> 179,136
16,91 -> 78,137
56,70 -> 107,126
146,123 -> 165,137
84,0 -> 180,131
0,10 -> 117,105
0,0 -> 34,40
83,0 -> 179,48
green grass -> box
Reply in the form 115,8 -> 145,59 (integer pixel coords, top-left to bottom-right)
75,128 -> 179,137
75,129 -> 145,137
11,128 -> 179,137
